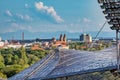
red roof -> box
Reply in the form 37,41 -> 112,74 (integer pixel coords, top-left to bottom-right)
31,44 -> 44,51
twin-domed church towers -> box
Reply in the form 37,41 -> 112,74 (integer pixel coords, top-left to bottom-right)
59,34 -> 66,42
51,34 -> 67,48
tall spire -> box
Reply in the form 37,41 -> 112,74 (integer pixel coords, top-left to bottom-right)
22,32 -> 24,44
59,34 -> 63,41
63,34 -> 66,42
12,36 -> 14,44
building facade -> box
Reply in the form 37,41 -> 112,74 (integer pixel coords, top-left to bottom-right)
80,33 -> 92,43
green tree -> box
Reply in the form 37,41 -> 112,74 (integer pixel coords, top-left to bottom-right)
2,65 -> 26,77
18,59 -> 24,65
4,54 -> 13,65
0,62 -> 5,69
12,55 -> 19,64
28,54 -> 39,65
0,71 -> 7,79
19,47 -> 28,64
0,54 -> 4,63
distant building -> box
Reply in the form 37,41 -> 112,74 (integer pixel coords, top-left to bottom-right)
86,34 -> 92,43
59,34 -> 63,41
51,37 -> 56,42
0,42 -> 4,48
0,37 -> 1,41
0,37 -> 4,48
31,44 -> 44,51
80,33 -> 92,43
7,44 -> 22,49
42,42 -> 49,47
99,38 -> 116,42
80,34 -> 86,42
63,34 -> 67,42
51,34 -> 69,49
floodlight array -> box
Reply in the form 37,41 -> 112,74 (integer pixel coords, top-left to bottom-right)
98,0 -> 120,30
98,0 -> 120,4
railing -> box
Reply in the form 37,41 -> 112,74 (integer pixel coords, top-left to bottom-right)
22,51 -> 56,80
42,48 -> 117,79
43,60 -> 117,79
28,51 -> 60,80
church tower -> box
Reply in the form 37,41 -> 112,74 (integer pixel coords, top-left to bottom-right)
59,34 -> 63,41
63,34 -> 66,42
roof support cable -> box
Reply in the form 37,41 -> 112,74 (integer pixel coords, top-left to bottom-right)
88,21 -> 107,51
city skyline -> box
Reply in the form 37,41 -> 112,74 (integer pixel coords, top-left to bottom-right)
0,0 -> 115,39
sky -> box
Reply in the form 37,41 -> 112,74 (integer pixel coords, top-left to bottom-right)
0,0 -> 113,33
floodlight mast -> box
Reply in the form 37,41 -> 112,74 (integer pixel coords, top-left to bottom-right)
98,0 -> 120,73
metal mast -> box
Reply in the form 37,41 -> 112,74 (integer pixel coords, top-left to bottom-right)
22,32 -> 24,45
98,0 -> 120,73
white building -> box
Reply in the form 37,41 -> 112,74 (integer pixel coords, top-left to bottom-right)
80,33 -> 92,43
7,44 -> 22,49
0,42 -> 4,47
0,37 -> 4,48
0,37 -> 1,41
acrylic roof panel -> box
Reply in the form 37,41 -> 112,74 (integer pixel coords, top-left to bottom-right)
9,46 -> 117,80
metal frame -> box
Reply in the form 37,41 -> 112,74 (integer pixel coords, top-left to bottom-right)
98,0 -> 120,73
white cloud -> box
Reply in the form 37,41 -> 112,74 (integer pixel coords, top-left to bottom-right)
98,23 -> 103,27
11,23 -> 19,28
35,2 -> 64,23
24,15 -> 32,21
5,9 -> 32,22
70,23 -> 74,26
83,18 -> 91,22
5,10 -> 12,17
16,13 -> 24,19
4,23 -> 21,33
11,23 -> 25,30
77,19 -> 81,22
10,23 -> 33,32
16,13 -> 32,21
25,4 -> 29,8
5,19 -> 13,23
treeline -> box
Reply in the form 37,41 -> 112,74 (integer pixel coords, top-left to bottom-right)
0,47 -> 49,79
69,41 -> 112,51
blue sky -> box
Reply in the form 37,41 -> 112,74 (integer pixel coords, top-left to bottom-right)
0,0 -> 113,34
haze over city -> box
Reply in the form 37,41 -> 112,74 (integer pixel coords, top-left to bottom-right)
0,0 -> 120,80
0,0 -> 115,39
